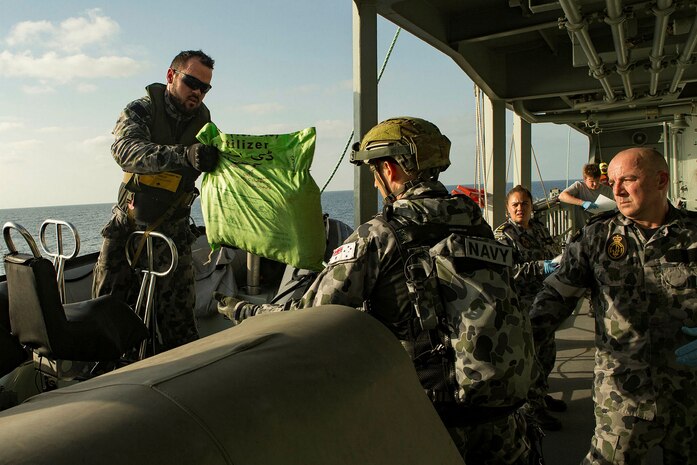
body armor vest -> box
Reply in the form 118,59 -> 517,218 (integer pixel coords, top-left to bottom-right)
118,83 -> 210,223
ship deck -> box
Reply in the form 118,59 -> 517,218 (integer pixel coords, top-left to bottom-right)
544,301 -> 663,464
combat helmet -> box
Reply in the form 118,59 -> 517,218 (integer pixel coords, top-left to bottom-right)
350,117 -> 451,179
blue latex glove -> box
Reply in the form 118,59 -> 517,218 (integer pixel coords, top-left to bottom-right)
543,260 -> 559,276
582,201 -> 598,210
675,327 -> 697,367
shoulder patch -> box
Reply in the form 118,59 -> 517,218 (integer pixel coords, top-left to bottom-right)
494,222 -> 512,240
328,241 -> 358,265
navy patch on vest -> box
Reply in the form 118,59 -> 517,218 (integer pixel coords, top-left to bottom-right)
606,234 -> 627,260
464,238 -> 513,267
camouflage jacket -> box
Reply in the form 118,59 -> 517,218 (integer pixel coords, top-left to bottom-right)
495,218 -> 562,310
111,87 -> 202,175
529,205 -> 697,420
110,85 -> 211,219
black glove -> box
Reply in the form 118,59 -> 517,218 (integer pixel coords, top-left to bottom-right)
186,143 -> 220,172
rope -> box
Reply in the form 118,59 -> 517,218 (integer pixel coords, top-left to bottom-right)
505,131 -> 516,184
474,86 -> 488,209
474,86 -> 481,192
531,145 -> 553,210
566,127 -> 571,188
320,27 -> 402,193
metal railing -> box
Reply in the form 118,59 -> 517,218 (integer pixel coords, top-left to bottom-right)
534,197 -> 575,250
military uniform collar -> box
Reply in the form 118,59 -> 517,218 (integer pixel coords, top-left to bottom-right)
611,203 -> 683,230
399,180 -> 448,199
506,217 -> 542,231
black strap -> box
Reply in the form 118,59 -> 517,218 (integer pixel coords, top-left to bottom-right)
270,271 -> 317,304
375,213 -> 451,335
434,399 -> 526,427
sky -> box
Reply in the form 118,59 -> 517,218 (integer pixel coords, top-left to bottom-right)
0,1 -> 589,209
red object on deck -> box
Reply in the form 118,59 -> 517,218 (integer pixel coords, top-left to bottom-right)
452,185 -> 485,207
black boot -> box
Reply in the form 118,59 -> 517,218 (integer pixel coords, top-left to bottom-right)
531,408 -> 562,431
544,395 -> 567,412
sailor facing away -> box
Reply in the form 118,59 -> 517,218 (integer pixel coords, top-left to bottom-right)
218,117 -> 538,465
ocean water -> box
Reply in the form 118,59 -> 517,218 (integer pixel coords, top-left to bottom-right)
0,180 -> 574,276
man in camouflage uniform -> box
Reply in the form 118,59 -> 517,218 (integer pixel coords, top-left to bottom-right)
496,185 -> 565,431
93,50 -> 221,353
218,117 -> 536,464
529,147 -> 697,464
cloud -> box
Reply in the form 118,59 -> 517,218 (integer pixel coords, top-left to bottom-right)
4,20 -> 53,47
0,139 -> 43,163
81,133 -> 112,151
0,121 -> 24,132
0,51 -> 141,82
76,82 -> 98,93
55,9 -> 120,52
20,82 -> 55,94
5,9 -> 119,52
1,9 -> 142,86
38,126 -> 69,133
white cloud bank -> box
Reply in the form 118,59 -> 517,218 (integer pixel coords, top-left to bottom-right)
0,9 -> 142,86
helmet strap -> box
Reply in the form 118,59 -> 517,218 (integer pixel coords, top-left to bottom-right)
371,163 -> 398,204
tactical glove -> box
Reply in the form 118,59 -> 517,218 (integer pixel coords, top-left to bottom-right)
675,326 -> 697,367
215,292 -> 253,324
186,143 -> 220,172
582,201 -> 598,210
543,260 -> 559,276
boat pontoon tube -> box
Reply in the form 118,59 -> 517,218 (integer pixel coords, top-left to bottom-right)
0,305 -> 463,465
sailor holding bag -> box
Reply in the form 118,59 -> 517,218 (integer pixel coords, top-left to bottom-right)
93,50 -> 221,353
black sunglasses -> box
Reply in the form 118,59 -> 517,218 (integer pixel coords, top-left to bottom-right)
172,69 -> 212,93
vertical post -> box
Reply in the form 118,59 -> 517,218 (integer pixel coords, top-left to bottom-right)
513,114 -> 532,190
484,97 -> 507,227
669,126 -> 682,201
353,0 -> 379,227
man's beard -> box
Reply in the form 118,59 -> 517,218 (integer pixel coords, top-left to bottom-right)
169,90 -> 197,116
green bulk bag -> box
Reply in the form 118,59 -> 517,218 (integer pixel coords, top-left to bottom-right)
198,122 -> 325,271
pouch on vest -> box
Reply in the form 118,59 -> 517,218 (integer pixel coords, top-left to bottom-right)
123,172 -> 184,224
431,234 -> 533,407
383,217 -> 535,410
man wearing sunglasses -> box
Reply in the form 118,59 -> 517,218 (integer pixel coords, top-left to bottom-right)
93,50 -> 221,355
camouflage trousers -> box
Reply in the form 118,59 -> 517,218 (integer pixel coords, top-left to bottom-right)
583,375 -> 697,465
92,206 -> 199,353
447,411 -> 531,464
527,334 -> 557,409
